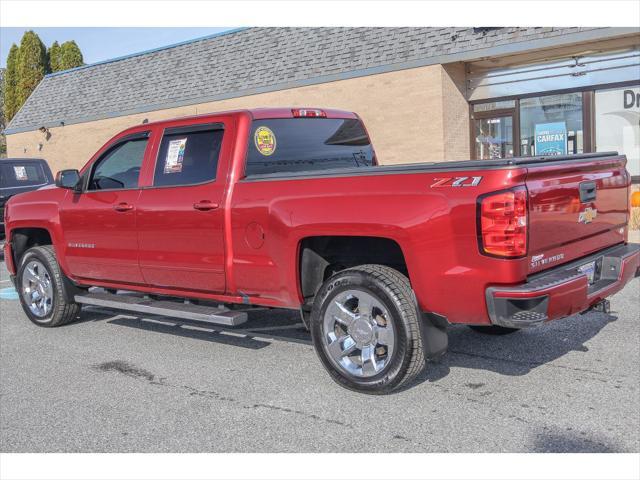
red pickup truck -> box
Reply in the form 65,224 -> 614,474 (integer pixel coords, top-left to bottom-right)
3,108 -> 639,393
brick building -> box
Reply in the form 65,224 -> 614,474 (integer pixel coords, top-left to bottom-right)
4,27 -> 640,178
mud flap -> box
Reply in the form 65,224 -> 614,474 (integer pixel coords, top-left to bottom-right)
61,270 -> 84,304
419,312 -> 449,360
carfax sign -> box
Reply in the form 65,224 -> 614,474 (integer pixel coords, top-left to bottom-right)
535,122 -> 567,156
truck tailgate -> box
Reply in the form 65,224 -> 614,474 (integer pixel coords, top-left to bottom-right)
525,154 -> 629,274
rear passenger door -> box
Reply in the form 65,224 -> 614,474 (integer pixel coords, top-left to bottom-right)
136,122 -> 228,293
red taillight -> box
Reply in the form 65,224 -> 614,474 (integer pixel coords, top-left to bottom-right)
478,187 -> 528,258
291,108 -> 326,118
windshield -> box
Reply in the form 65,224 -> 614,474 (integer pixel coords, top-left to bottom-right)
246,118 -> 377,176
0,162 -> 48,189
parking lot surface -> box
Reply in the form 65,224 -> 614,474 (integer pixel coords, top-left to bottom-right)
1,262 -> 638,453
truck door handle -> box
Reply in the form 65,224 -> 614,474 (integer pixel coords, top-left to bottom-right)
193,201 -> 219,211
113,202 -> 134,212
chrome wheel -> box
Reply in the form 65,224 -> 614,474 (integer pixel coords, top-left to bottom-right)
322,289 -> 396,378
21,260 -> 54,318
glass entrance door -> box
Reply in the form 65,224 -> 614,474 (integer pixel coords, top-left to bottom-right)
474,115 -> 514,160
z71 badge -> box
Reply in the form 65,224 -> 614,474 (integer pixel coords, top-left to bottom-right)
430,176 -> 482,188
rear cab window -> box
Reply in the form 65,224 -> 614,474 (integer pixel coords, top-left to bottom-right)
153,124 -> 224,187
0,162 -> 48,189
245,117 -> 377,176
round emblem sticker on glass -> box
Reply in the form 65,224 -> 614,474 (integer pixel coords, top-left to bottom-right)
254,126 -> 276,156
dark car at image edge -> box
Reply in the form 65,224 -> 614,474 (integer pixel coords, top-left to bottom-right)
1,158 -> 54,246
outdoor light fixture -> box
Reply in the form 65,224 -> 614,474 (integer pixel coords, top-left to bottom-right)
39,126 -> 51,140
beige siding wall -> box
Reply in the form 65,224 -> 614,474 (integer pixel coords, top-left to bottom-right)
441,63 -> 471,160
7,64 -> 470,172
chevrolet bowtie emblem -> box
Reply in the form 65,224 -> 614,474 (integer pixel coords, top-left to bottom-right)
578,207 -> 597,224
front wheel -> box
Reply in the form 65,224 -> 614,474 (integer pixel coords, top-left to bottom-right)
17,245 -> 81,327
310,265 -> 425,394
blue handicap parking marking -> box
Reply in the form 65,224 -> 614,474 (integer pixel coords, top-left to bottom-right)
0,286 -> 19,300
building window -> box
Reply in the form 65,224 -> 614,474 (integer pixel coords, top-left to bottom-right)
474,116 -> 513,160
519,93 -> 584,157
595,86 -> 640,178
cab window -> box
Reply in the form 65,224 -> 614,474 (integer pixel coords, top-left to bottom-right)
88,136 -> 148,190
245,118 -> 376,176
152,125 -> 224,187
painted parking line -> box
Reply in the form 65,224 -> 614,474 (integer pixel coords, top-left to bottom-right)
0,286 -> 18,300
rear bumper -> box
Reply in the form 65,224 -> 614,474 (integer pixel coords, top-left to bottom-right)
486,243 -> 640,328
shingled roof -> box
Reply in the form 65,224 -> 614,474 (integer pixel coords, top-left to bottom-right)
5,27 -> 621,133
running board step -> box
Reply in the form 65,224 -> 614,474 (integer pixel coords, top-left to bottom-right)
74,292 -> 248,327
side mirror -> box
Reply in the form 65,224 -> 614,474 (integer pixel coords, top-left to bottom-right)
55,169 -> 81,191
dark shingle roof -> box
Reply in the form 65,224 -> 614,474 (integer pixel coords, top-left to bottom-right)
5,27 -> 618,133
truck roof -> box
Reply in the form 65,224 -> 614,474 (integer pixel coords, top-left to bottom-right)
125,107 -> 358,132
0,158 -> 47,163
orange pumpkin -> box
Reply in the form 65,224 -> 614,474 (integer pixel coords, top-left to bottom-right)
632,191 -> 640,208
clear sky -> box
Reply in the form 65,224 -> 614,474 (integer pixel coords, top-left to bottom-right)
0,27 -> 235,68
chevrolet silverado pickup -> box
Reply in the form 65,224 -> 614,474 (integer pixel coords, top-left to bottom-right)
3,108 -> 639,393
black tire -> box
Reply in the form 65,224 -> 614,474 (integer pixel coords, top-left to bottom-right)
16,245 -> 81,327
468,325 -> 520,335
310,264 -> 425,394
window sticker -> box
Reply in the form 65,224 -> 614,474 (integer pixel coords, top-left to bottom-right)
13,166 -> 28,181
254,126 -> 276,156
164,138 -> 187,173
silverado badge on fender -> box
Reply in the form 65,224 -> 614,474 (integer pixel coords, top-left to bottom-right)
578,207 -> 597,224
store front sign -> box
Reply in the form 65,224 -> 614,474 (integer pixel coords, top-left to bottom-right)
596,86 -> 640,177
535,122 -> 567,156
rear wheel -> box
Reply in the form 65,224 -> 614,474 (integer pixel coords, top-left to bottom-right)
17,245 -> 81,327
310,264 -> 425,394
468,325 -> 519,335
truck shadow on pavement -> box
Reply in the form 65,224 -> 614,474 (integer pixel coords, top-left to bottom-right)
75,304 -> 619,388
77,306 -> 308,351
416,310 -> 619,385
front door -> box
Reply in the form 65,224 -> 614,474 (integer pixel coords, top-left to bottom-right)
473,114 -> 515,160
136,122 -> 227,293
60,132 -> 150,284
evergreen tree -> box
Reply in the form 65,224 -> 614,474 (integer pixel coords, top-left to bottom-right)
59,40 -> 83,71
3,43 -> 19,122
3,32 -> 85,124
48,41 -> 62,72
15,31 -> 47,110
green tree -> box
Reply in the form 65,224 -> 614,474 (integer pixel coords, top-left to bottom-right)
3,43 -> 19,122
48,40 -> 62,72
15,31 -> 47,110
58,40 -> 83,71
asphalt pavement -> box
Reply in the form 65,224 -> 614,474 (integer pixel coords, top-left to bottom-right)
1,261 -> 638,453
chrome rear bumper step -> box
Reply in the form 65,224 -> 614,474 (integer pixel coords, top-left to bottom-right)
74,291 -> 248,327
